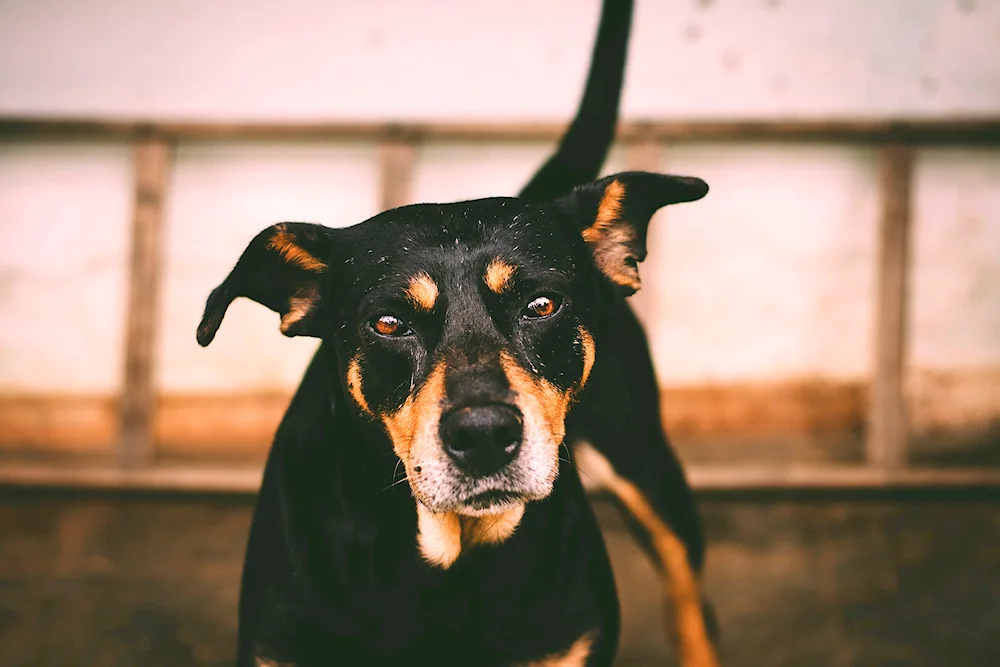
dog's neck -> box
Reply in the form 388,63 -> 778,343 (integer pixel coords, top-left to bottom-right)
414,502 -> 526,569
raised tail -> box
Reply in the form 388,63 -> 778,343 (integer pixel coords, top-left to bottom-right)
518,0 -> 634,201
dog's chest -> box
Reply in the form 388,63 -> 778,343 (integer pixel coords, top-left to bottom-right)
374,556 -> 604,660
275,540 -> 611,666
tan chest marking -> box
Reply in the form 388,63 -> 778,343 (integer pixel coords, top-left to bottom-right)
416,503 -> 526,569
516,632 -> 595,667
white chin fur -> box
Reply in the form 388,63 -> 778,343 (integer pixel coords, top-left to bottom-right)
409,456 -> 556,515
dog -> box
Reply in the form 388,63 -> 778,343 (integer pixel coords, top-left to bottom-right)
197,1 -> 718,665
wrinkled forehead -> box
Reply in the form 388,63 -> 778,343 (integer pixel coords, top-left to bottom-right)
336,198 -> 583,303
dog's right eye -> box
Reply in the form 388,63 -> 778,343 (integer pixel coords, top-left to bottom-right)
522,295 -> 561,319
371,314 -> 412,337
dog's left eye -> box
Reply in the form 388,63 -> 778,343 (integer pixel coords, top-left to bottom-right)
372,314 -> 412,337
522,295 -> 561,319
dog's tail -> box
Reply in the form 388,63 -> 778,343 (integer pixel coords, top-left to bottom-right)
519,0 -> 634,201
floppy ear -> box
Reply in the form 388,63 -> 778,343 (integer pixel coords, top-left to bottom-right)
196,222 -> 336,347
557,171 -> 708,296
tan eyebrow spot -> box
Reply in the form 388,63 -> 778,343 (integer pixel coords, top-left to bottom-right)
267,224 -> 327,272
484,259 -> 517,294
404,272 -> 438,311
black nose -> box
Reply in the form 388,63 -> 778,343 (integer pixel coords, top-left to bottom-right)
439,405 -> 522,476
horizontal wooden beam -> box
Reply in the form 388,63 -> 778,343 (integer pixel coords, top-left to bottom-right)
686,465 -> 1000,491
0,380 -> 865,458
0,462 -> 262,494
4,369 -> 999,455
1,462 -> 999,495
1,117 -> 999,144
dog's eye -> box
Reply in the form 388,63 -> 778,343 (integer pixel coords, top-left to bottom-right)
372,314 -> 411,337
523,295 -> 560,319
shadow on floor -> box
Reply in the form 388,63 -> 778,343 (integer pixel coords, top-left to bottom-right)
1,490 -> 998,666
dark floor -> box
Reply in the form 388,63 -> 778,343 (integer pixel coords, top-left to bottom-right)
1,491 -> 998,667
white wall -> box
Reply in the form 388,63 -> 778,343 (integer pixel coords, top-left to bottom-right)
158,140 -> 379,392
911,148 -> 1000,371
0,0 -> 998,410
0,140 -> 132,393
2,0 -> 998,121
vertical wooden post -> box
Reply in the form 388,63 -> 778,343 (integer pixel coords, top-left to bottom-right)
867,144 -> 914,470
627,129 -> 661,172
379,131 -> 416,211
626,130 -> 662,325
119,135 -> 171,468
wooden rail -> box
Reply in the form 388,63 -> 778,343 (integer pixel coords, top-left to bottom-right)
1,116 -> 1000,144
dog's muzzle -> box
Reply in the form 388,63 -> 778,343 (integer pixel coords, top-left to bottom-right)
438,404 -> 522,477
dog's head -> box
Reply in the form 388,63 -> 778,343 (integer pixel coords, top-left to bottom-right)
197,172 -> 706,516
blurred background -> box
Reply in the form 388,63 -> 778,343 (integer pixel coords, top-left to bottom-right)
0,0 -> 998,665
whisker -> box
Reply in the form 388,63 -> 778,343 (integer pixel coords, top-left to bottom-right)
379,474 -> 410,493
559,442 -> 596,483
482,511 -> 507,534
572,462 -> 594,483
561,442 -> 573,460
557,456 -> 595,482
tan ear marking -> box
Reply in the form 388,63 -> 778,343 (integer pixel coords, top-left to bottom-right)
484,259 -> 517,294
580,180 -> 641,292
404,272 -> 439,311
278,286 -> 319,334
267,224 -> 327,272
582,179 -> 626,243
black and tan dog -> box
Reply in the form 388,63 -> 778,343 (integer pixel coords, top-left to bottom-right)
197,1 -> 718,665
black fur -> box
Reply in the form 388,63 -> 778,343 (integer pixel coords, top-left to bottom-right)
198,1 -> 714,664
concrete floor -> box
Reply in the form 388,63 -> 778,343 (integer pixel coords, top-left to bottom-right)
1,490 -> 998,666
